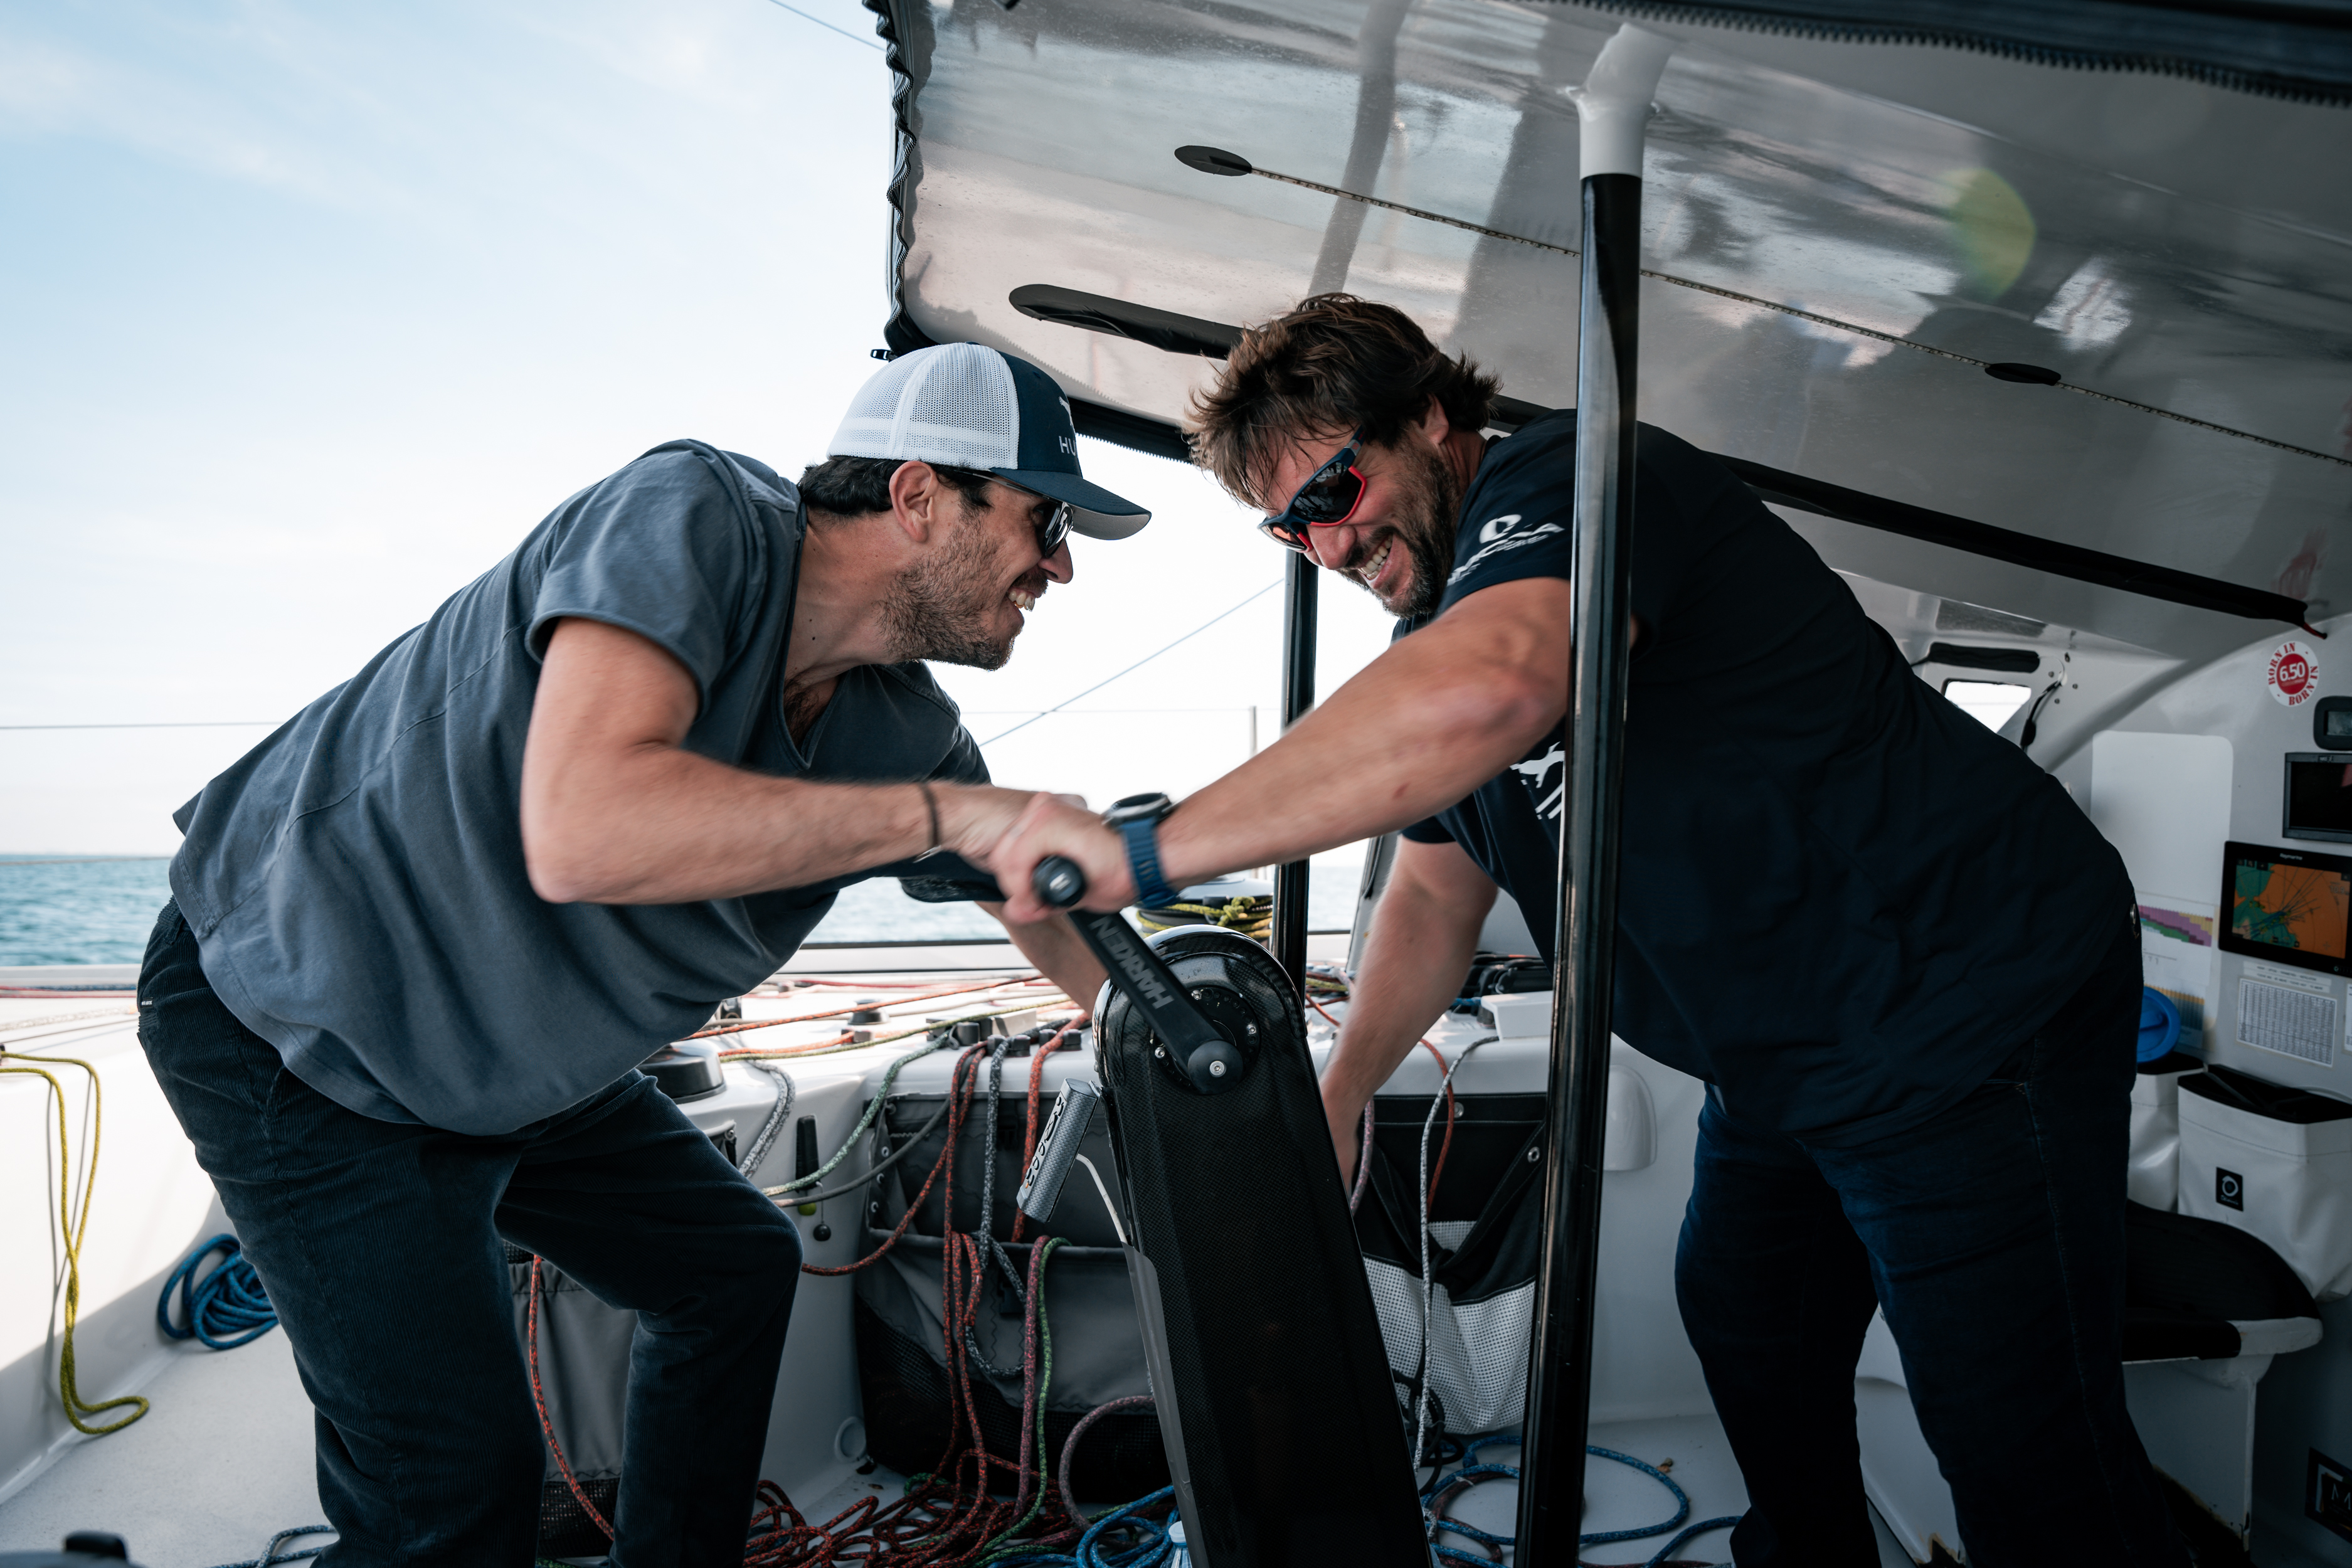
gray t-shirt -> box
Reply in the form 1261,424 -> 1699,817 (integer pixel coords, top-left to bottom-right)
170,441 -> 990,1135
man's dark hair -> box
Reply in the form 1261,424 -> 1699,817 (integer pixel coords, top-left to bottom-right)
1189,294 -> 1498,506
797,456 -> 996,519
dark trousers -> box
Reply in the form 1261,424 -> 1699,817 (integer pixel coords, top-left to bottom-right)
1675,917 -> 2189,1567
137,901 -> 802,1568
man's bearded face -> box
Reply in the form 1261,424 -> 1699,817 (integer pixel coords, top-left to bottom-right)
880,489 -> 1051,670
1339,437 -> 1463,622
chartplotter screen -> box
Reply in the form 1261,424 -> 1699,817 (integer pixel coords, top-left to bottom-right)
2220,841 -> 2352,978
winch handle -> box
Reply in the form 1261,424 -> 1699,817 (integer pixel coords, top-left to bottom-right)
1034,855 -> 1088,910
1016,1078 -> 1098,1222
1029,857 -> 1246,1094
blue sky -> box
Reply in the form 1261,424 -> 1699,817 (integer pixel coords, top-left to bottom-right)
0,0 -> 1392,852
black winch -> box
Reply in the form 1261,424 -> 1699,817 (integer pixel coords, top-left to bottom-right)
1024,857 -> 1426,1567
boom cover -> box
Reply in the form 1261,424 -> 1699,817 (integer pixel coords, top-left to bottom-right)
1091,924 -> 1424,1565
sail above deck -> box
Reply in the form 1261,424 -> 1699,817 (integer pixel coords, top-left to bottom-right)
866,0 -> 2352,659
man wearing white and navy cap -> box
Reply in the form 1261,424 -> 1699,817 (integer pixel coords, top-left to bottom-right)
137,343 -> 1142,1564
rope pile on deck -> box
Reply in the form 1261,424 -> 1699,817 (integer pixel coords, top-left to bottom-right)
520,1024 -> 1186,1566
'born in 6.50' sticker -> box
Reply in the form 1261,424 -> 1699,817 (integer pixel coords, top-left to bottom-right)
2269,640 -> 2319,707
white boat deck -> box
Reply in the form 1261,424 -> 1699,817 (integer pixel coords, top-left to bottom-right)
0,1330 -> 1912,1565
0,1331 -> 320,1568
1,952 -> 1910,1567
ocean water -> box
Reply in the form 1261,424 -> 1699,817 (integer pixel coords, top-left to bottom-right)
0,855 -> 1362,966
0,856 -> 177,965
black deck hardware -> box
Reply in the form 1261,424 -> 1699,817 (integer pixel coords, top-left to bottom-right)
1174,145 -> 1253,177
1986,361 -> 2063,385
1010,285 -> 1241,360
1920,643 -> 2043,673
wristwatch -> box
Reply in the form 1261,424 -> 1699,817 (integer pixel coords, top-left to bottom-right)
1103,792 -> 1180,909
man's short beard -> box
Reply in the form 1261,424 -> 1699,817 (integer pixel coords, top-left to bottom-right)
1370,441 -> 1463,622
878,506 -> 1026,670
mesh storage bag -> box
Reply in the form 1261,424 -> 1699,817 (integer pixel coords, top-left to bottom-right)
1354,1095 -> 1547,1438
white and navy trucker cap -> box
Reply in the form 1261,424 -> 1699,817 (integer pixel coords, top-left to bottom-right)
829,342 -> 1150,539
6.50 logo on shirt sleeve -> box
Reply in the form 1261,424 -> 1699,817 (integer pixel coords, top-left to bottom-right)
1448,513 -> 1565,586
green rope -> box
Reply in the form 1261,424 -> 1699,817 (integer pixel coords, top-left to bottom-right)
975,1236 -> 1064,1563
761,1036 -> 947,1197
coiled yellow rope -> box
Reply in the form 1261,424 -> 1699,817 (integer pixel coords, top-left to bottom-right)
1137,896 -> 1272,942
2,1049 -> 149,1436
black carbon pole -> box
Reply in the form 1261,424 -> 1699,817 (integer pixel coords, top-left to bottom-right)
1514,27 -> 1663,1551
1271,549 -> 1319,993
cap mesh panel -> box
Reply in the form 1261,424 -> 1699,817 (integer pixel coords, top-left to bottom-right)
830,343 -> 1018,468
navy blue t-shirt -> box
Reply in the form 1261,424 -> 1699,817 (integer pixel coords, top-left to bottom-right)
171,442 -> 990,1135
1399,412 -> 2129,1146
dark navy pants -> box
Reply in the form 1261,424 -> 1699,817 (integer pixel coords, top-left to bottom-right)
137,901 -> 801,1568
1675,916 -> 2189,1567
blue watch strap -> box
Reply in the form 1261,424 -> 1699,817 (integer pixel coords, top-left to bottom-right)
1116,815 -> 1181,908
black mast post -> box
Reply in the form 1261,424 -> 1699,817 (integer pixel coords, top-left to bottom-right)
1515,24 -> 1675,1565
1271,549 -> 1319,993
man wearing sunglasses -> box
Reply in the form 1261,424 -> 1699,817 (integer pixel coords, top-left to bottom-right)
138,341 -> 1137,1564
987,297 -> 2181,1565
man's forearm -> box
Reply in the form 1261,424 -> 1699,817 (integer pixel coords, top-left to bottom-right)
1322,878 -> 1489,1126
521,616 -> 1032,906
982,580 -> 1582,928
986,904 -> 1108,1014
525,744 -> 940,903
1154,579 -> 1569,889
524,748 -> 1030,906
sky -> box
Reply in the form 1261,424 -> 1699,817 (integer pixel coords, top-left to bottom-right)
0,0 -> 1397,855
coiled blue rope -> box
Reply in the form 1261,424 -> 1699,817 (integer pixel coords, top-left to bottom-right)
977,1484 -> 1181,1567
1423,1433 -> 1740,1567
158,1233 -> 278,1350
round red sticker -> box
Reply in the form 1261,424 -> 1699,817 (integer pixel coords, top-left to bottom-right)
2268,640 -> 2319,707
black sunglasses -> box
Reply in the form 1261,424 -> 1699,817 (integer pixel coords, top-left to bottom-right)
1034,497 -> 1073,557
995,479 -> 1073,557
950,469 -> 1071,558
1258,429 -> 1369,552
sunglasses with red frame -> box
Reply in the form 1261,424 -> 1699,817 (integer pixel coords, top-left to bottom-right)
1257,429 -> 1369,552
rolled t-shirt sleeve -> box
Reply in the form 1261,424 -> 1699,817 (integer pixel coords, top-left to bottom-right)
930,726 -> 991,787
1401,817 -> 1456,844
526,451 -> 765,709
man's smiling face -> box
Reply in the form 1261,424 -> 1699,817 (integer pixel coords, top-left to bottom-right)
882,472 -> 1072,670
1258,427 -> 1464,621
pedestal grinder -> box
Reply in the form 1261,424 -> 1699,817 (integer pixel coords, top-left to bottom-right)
1019,857 -> 1424,1567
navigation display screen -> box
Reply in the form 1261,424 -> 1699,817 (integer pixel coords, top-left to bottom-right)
2220,841 -> 2352,977
2285,754 -> 2352,843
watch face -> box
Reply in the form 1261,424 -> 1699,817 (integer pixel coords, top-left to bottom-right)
1106,792 -> 1173,825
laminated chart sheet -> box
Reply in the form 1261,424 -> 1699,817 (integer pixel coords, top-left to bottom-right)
2237,960 -> 2339,1067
